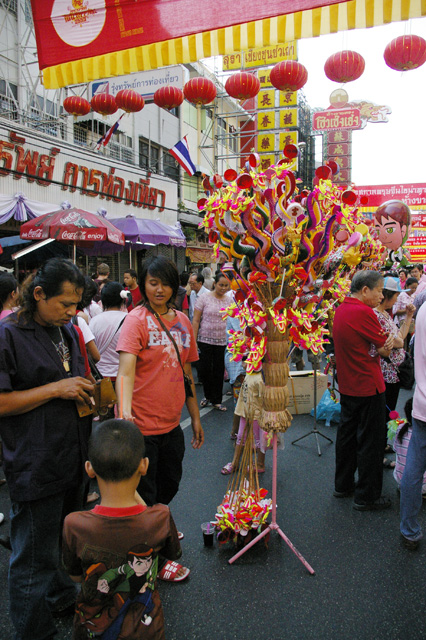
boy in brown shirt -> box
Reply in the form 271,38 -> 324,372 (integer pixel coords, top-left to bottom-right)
62,419 -> 181,640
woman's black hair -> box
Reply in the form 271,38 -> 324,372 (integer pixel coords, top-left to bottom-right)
382,288 -> 400,301
0,273 -> 18,311
214,271 -> 228,284
397,397 -> 413,442
139,256 -> 179,306
77,276 -> 99,311
18,257 -> 85,322
101,281 -> 131,309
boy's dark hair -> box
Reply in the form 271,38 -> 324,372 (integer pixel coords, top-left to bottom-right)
124,268 -> 138,279
88,419 -> 146,482
139,256 -> 179,304
179,272 -> 189,287
18,258 -> 85,322
101,281 -> 130,309
405,277 -> 418,288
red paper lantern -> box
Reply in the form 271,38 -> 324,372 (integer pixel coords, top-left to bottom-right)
63,96 -> 91,117
384,35 -> 426,71
115,89 -> 144,113
270,61 -> 308,92
90,93 -> 118,116
324,51 -> 365,83
153,86 -> 184,110
225,72 -> 260,100
184,77 -> 217,106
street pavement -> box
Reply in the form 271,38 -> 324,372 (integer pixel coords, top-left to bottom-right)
0,375 -> 424,640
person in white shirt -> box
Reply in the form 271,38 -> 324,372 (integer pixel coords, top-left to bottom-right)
188,273 -> 208,322
400,299 -> 426,550
89,282 -> 130,379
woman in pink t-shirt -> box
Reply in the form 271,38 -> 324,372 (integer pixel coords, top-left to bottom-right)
0,273 -> 19,321
116,256 -> 204,583
192,272 -> 232,411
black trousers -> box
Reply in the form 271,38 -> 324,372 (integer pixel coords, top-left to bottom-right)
335,392 -> 386,504
137,425 -> 185,506
198,341 -> 226,405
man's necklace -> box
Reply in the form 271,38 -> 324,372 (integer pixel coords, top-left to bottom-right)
51,327 -> 71,373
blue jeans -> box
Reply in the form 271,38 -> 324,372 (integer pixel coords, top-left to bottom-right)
400,417 -> 426,541
9,486 -> 83,640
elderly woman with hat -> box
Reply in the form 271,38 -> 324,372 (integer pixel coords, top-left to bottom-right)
371,276 -> 416,466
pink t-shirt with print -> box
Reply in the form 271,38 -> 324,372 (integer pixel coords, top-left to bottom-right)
116,306 -> 198,436
195,292 -> 231,346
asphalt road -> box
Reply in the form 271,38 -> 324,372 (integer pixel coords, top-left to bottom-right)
0,376 -> 424,640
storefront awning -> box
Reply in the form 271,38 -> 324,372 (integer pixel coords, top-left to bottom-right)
32,0 -> 426,89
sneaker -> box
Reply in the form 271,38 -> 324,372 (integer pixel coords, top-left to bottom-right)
400,533 -> 420,550
353,496 -> 392,511
0,513 -> 4,525
333,489 -> 355,498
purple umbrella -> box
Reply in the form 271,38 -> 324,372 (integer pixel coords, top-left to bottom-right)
82,215 -> 186,266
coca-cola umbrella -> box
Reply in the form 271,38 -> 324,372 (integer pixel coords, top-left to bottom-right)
82,215 -> 186,268
19,207 -> 125,263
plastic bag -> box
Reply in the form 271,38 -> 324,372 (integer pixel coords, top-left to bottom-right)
310,388 -> 341,427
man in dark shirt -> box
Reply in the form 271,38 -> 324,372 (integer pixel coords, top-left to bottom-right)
333,270 -> 394,511
0,258 -> 94,640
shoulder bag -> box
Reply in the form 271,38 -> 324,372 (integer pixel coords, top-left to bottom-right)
146,305 -> 194,399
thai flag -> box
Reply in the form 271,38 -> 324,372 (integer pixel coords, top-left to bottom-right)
169,136 -> 197,176
102,114 -> 123,147
95,115 -> 123,150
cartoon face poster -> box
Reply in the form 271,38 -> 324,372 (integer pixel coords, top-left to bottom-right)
373,200 -> 412,266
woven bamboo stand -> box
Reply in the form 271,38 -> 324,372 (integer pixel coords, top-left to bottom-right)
228,308 -> 315,574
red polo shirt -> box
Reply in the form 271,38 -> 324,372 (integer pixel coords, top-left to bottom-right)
333,297 -> 387,396
126,285 -> 142,312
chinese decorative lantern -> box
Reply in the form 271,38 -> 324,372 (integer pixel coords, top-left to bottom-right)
115,89 -> 145,113
183,77 -> 217,106
270,61 -> 308,92
63,96 -> 91,117
324,51 -> 365,83
90,93 -> 118,116
384,35 -> 426,71
225,72 -> 260,100
153,86 -> 184,110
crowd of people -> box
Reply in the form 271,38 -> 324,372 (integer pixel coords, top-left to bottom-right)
0,257 -> 425,639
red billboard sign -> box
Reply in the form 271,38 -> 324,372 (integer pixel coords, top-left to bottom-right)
355,184 -> 426,208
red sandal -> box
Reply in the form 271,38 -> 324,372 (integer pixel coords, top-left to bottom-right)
157,561 -> 190,582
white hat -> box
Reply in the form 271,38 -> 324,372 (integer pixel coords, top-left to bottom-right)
382,276 -> 402,293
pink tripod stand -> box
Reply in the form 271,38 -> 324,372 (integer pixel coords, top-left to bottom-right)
228,433 -> 315,574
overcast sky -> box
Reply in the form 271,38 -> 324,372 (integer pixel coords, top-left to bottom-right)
205,17 -> 426,188
299,17 -> 426,187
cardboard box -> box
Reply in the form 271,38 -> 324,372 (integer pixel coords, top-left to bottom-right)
286,371 -> 328,415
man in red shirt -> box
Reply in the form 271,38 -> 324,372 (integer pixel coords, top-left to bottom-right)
333,270 -> 394,511
123,269 -> 142,312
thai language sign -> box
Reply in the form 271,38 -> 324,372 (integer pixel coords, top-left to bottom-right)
0,126 -> 177,220
406,213 -> 426,261
223,43 -> 297,71
355,183 -> 426,208
312,108 -> 362,132
89,66 -> 188,102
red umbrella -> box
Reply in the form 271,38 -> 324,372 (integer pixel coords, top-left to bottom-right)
19,207 -> 125,263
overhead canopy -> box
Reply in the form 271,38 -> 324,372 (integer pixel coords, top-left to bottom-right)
32,0 -> 426,89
